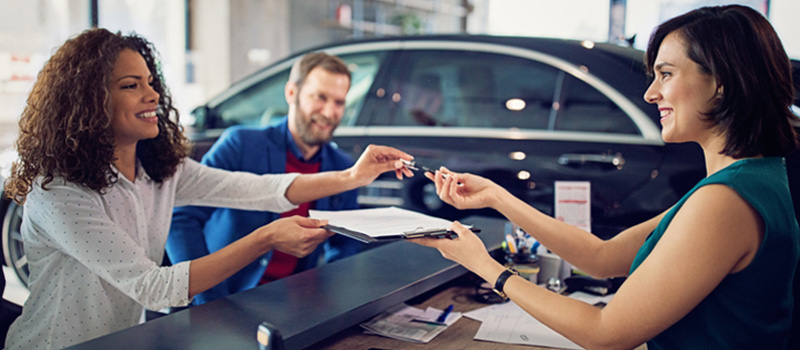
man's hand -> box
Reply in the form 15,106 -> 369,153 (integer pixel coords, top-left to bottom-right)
349,144 -> 414,186
283,144 -> 414,205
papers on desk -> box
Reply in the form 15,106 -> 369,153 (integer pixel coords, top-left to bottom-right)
310,206 -> 476,243
465,301 -> 582,349
360,304 -> 462,343
463,292 -> 614,350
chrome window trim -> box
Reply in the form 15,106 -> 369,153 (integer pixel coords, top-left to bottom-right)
207,39 -> 664,146
391,41 -> 661,144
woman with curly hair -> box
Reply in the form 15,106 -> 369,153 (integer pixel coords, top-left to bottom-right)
3,28 -> 412,349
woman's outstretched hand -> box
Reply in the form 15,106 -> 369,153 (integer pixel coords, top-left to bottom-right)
425,168 -> 503,210
411,221 -> 492,272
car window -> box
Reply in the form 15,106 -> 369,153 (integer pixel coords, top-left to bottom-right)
217,70 -> 290,128
556,74 -> 639,134
340,52 -> 383,126
364,50 -> 557,129
362,49 -> 639,135
212,51 -> 384,128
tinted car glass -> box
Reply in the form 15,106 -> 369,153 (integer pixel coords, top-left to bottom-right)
216,70 -> 290,128
557,74 -> 639,134
360,49 -> 639,136
365,50 -> 560,129
339,51 -> 384,126
212,51 -> 385,128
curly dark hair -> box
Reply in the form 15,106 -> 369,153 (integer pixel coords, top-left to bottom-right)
4,28 -> 189,204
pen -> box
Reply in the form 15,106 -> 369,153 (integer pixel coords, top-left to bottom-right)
400,159 -> 433,173
437,304 -> 454,323
400,159 -> 449,179
505,234 -> 518,254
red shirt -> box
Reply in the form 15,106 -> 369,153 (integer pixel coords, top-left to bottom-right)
259,150 -> 321,284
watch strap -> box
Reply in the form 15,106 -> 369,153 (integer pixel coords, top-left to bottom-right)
492,267 -> 519,299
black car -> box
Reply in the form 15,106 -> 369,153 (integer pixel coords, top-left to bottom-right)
189,35 -> 800,235
3,34 -> 799,287
189,34 -> 699,234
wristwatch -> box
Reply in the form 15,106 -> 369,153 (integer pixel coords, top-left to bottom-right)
492,266 -> 519,299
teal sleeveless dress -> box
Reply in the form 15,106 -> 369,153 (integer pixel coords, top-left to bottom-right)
630,157 -> 799,349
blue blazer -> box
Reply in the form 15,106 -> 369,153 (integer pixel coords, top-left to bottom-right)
167,118 -> 361,305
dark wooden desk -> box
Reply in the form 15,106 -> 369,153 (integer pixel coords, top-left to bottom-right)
314,275 -> 556,350
66,216 -> 507,350
315,276 -> 648,350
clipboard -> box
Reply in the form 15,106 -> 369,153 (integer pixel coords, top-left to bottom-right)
310,207 -> 481,243
322,223 -> 481,243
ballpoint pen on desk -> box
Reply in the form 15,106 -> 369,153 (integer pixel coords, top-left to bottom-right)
437,304 -> 454,323
409,304 -> 456,326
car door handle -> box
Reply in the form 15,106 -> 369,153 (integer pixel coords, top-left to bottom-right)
557,153 -> 625,169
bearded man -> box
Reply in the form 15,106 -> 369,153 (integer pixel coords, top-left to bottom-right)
167,52 -> 363,305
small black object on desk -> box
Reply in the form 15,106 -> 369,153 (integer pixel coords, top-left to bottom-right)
257,321 -> 284,350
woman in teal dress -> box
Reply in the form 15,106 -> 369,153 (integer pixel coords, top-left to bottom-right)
413,5 -> 799,349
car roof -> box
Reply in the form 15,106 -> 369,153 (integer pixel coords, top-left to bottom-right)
207,34 -> 653,112
282,34 -> 647,73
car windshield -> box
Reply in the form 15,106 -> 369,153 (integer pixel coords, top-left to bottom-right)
213,51 -> 385,128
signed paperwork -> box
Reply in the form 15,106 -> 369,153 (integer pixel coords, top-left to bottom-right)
360,304 -> 462,343
463,292 -> 615,349
310,206 -> 469,242
465,300 -> 582,349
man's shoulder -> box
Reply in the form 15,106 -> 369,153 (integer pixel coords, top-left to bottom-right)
224,123 -> 280,138
218,123 -> 286,147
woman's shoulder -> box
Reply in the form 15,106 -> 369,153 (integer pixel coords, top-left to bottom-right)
27,175 -> 101,204
700,157 -> 785,192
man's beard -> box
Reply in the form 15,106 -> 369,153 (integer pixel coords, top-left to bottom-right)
294,101 -> 337,147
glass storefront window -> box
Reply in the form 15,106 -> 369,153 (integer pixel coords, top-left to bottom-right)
0,0 -> 89,148
0,0 -> 187,150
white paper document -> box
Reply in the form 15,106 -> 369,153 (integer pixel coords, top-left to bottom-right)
568,291 -> 615,306
360,304 -> 462,343
469,301 -> 583,349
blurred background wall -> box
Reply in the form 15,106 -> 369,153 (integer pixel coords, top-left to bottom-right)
1,0 -> 798,147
